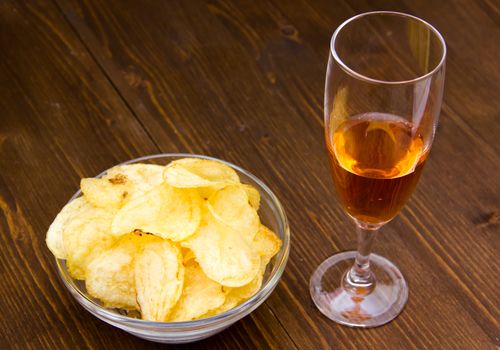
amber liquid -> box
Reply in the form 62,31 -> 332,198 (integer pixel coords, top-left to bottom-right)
327,113 -> 427,224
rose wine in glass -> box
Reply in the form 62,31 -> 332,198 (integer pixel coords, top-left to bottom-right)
310,12 -> 446,327
328,113 -> 427,225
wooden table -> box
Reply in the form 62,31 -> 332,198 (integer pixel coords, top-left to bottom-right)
1,1 -> 498,349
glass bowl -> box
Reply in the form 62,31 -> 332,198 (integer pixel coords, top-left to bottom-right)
55,154 -> 290,344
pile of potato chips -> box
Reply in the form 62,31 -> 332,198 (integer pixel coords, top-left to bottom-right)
46,158 -> 281,322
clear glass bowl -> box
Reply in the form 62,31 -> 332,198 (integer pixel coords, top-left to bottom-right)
55,154 -> 290,344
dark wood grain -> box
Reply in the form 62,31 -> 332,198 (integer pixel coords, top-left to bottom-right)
1,0 -> 498,349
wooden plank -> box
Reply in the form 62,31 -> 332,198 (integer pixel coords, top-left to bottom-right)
0,1 -> 296,348
54,0 -> 498,349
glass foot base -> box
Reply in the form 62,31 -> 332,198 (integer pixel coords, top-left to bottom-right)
310,251 -> 408,328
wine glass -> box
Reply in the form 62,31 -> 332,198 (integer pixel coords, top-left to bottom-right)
310,11 -> 446,327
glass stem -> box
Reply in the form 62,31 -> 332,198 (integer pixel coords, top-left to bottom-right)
342,222 -> 380,295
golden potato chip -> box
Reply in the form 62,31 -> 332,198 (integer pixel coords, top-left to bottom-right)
163,158 -> 239,188
112,184 -> 201,241
81,164 -> 164,209
196,185 -> 225,201
221,226 -> 281,302
135,239 -> 184,322
253,225 -> 282,265
86,233 -> 147,309
63,204 -> 118,280
168,262 -> 226,321
106,164 -> 164,197
46,197 -> 87,259
189,258 -> 268,319
199,292 -> 241,319
181,212 -> 260,287
80,177 -> 129,209
207,185 -> 259,241
182,248 -> 196,264
241,184 -> 260,210
229,261 -> 267,300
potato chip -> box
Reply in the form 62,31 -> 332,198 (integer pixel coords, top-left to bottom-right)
80,177 -> 129,209
106,164 -> 164,197
163,158 -> 239,188
86,233 -> 147,309
229,261 -> 267,300
135,239 -> 184,322
81,164 -> 164,209
196,185 -> 225,201
199,292 -> 241,319
190,252 -> 271,318
241,184 -> 261,210
46,197 -> 87,259
253,225 -> 282,265
207,185 -> 259,241
112,184 -> 201,241
63,204 -> 118,280
220,226 -> 281,302
181,212 -> 260,287
182,248 -> 196,264
168,262 -> 226,321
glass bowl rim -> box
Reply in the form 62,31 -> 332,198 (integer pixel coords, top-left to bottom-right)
55,153 -> 290,330
330,11 -> 447,85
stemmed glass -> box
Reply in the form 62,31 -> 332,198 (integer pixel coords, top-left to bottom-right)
310,12 -> 446,327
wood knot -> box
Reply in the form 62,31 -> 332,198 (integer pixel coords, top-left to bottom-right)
123,67 -> 143,88
105,117 -> 116,127
475,210 -> 500,229
260,133 -> 271,144
280,24 -> 300,42
281,24 -> 297,36
173,45 -> 191,63
266,71 -> 277,84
